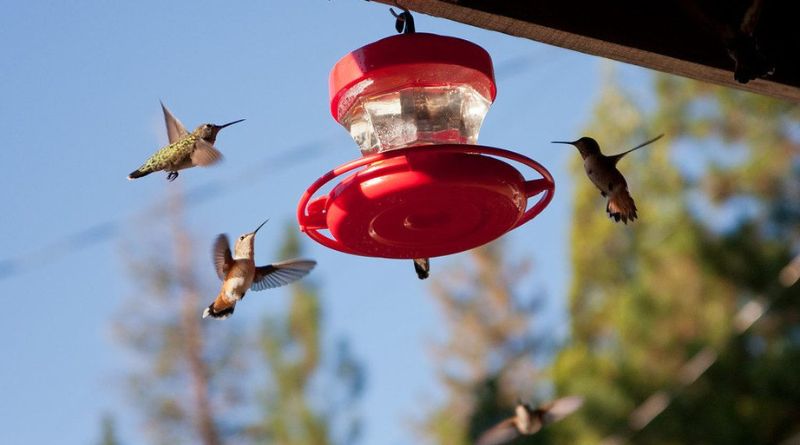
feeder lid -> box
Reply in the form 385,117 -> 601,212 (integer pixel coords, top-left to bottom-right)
329,33 -> 496,123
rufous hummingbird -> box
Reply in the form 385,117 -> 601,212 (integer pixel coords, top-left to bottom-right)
128,102 -> 244,181
476,396 -> 584,445
552,134 -> 663,224
413,258 -> 430,280
203,219 -> 317,320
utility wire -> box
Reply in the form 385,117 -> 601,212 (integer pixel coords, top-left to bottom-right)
599,253 -> 800,445
0,50 -> 561,282
0,135 -> 343,281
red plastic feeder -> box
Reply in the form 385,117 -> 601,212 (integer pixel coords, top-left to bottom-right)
298,33 -> 554,259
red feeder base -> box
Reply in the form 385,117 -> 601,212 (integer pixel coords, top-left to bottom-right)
297,145 -> 554,259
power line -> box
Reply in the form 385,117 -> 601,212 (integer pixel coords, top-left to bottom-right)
600,254 -> 800,445
0,51 -> 557,282
0,135 -> 343,281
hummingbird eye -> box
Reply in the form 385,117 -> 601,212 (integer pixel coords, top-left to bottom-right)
239,236 -> 245,240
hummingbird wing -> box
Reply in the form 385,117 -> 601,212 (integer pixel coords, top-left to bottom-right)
539,396 -> 584,425
609,133 -> 664,165
475,418 -> 520,445
212,234 -> 234,281
192,139 -> 224,166
160,101 -> 189,144
250,259 -> 317,291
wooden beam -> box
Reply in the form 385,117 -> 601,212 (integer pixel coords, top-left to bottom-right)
370,0 -> 800,102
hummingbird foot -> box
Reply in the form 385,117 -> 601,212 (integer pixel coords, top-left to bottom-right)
166,171 -> 179,181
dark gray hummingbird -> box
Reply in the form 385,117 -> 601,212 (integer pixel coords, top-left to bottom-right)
128,102 -> 244,182
552,134 -> 663,224
475,396 -> 584,445
413,258 -> 430,280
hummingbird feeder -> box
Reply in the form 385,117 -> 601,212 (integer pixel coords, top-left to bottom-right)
297,31 -> 554,259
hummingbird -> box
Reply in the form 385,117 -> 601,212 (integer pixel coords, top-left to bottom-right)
203,219 -> 317,320
552,134 -> 663,224
128,102 -> 244,181
413,258 -> 430,280
475,396 -> 584,445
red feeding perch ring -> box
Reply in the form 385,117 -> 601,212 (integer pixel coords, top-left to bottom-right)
297,31 -> 555,259
297,145 -> 554,258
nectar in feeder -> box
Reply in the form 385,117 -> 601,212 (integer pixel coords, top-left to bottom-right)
330,32 -> 496,155
298,32 -> 554,261
342,84 -> 491,154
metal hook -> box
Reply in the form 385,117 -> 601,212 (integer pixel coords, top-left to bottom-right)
390,6 -> 415,34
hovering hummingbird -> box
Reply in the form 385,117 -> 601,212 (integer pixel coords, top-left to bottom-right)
413,258 -> 430,280
476,396 -> 584,445
128,102 -> 244,181
203,219 -> 317,320
552,134 -> 663,224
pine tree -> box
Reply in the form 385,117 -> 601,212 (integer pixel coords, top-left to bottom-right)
114,188 -> 249,445
248,224 -> 365,445
96,414 -> 122,445
424,241 -> 549,445
550,69 -> 800,444
115,209 -> 364,445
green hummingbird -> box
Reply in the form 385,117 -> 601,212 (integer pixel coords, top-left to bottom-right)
128,102 -> 244,181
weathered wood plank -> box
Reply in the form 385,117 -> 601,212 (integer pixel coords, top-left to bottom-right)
369,0 -> 800,102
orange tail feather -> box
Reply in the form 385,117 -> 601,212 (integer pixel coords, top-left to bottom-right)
202,293 -> 236,319
607,189 -> 638,224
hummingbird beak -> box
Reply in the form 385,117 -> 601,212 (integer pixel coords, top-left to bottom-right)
551,140 -> 577,145
216,119 -> 245,130
252,218 -> 269,235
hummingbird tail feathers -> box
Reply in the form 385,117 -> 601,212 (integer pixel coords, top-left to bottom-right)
202,297 -> 236,320
413,258 -> 430,280
607,190 -> 638,224
127,168 -> 151,180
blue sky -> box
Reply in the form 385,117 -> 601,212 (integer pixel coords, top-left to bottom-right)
0,1 -> 652,444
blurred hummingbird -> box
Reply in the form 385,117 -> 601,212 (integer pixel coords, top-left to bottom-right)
413,258 -> 430,280
476,396 -> 584,445
203,219 -> 317,320
552,134 -> 663,224
128,102 -> 244,181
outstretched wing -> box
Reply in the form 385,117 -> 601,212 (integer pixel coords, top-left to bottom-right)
540,396 -> 584,425
610,133 -> 664,165
161,101 -> 189,144
475,418 -> 519,445
212,234 -> 233,281
192,139 -> 223,166
250,259 -> 317,291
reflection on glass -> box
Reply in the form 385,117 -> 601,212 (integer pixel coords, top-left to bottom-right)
342,85 -> 491,154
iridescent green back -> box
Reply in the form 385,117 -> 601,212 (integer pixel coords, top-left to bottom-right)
137,134 -> 198,173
